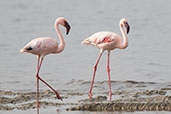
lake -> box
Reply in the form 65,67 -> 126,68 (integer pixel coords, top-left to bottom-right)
0,0 -> 171,114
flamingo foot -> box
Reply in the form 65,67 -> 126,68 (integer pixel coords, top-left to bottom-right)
54,91 -> 62,101
37,102 -> 40,108
89,92 -> 92,99
109,92 -> 112,101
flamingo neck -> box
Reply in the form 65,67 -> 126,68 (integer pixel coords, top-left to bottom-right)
55,23 -> 65,53
119,24 -> 128,49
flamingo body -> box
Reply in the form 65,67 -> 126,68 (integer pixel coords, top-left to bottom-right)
81,18 -> 130,100
20,37 -> 59,56
82,31 -> 122,51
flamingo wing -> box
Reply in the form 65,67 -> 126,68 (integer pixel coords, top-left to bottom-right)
82,32 -> 118,46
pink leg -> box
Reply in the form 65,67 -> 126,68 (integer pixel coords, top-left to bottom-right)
36,56 -> 40,114
89,52 -> 103,99
37,57 -> 62,100
107,51 -> 112,101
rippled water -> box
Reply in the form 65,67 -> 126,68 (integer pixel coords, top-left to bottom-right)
0,0 -> 171,114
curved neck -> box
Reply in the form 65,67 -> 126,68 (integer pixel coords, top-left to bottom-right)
119,24 -> 128,49
55,23 -> 65,53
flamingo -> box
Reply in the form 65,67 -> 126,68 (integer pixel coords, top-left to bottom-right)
20,17 -> 71,114
81,18 -> 130,100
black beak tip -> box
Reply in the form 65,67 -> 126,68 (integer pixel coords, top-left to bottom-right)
127,27 -> 130,34
64,21 -> 71,35
126,23 -> 130,34
66,31 -> 69,35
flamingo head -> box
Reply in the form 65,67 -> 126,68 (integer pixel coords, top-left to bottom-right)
55,17 -> 71,35
120,18 -> 130,34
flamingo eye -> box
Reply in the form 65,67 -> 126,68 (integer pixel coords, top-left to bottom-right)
124,22 -> 128,25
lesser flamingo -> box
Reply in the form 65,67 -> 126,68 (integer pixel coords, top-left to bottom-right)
20,17 -> 71,114
81,18 -> 130,100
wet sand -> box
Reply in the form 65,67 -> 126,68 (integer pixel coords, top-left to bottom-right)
1,87 -> 171,112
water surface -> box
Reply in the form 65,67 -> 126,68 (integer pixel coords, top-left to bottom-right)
0,0 -> 171,114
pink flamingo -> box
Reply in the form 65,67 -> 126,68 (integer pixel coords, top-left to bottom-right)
20,17 -> 70,114
81,18 -> 130,100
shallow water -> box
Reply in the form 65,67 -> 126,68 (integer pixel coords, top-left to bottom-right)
0,0 -> 171,114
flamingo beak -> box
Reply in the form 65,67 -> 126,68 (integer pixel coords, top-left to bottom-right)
64,21 -> 71,35
125,22 -> 130,34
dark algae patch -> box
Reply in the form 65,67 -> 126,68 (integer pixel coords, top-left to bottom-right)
16,101 -> 62,110
79,96 -> 107,102
69,102 -> 171,111
0,90 -> 63,110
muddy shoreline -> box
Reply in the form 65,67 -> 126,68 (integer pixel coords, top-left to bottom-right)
69,96 -> 171,111
1,87 -> 171,112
